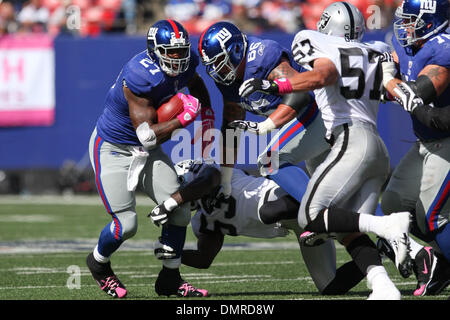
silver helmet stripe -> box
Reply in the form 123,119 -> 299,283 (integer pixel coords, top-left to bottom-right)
341,1 -> 355,40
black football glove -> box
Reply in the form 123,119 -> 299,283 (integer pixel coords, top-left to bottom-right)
239,78 -> 279,97
227,120 -> 261,134
153,237 -> 176,260
147,204 -> 169,227
393,82 -> 424,113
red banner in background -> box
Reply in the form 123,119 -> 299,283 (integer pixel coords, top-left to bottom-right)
0,34 -> 55,127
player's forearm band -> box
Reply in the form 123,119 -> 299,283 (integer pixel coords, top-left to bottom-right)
412,104 -> 450,132
409,75 -> 437,105
281,91 -> 311,113
136,122 -> 157,150
258,118 -> 276,134
274,78 -> 293,94
382,63 -> 397,87
163,197 -> 178,211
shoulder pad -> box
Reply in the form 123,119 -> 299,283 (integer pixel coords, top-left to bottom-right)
363,41 -> 391,54
291,30 -> 334,69
427,34 -> 450,68
123,56 -> 163,96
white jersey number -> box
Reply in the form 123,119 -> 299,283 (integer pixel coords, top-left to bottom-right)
198,196 -> 238,236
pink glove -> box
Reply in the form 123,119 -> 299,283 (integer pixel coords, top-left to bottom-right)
176,93 -> 201,127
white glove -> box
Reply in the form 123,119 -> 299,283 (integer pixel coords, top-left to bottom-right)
228,118 -> 276,135
393,82 -> 424,113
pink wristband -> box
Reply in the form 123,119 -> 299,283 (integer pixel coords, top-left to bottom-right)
274,78 -> 293,94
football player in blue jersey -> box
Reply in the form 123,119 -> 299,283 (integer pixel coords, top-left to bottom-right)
198,21 -> 330,207
85,19 -> 211,298
379,0 -> 450,296
228,2 -> 419,299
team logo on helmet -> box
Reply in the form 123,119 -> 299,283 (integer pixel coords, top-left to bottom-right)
147,27 -> 158,40
317,11 -> 331,31
199,22 -> 247,85
146,20 -> 191,77
394,0 -> 449,47
420,0 -> 436,12
213,28 -> 232,45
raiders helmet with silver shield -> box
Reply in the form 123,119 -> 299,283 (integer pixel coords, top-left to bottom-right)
317,1 -> 365,42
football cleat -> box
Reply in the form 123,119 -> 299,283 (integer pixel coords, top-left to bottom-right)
377,211 -> 412,268
366,266 -> 401,300
376,237 -> 412,278
86,252 -> 127,298
177,281 -> 209,298
367,282 -> 401,300
299,231 -> 333,247
155,267 -> 208,298
414,249 -> 450,296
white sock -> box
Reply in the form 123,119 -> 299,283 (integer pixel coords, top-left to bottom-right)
163,257 -> 181,269
366,265 -> 392,290
409,237 -> 425,259
358,213 -> 384,236
93,245 -> 110,264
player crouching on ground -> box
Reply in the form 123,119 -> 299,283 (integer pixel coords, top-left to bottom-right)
149,158 -> 367,296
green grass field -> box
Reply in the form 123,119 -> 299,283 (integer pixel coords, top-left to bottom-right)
0,195 -> 448,301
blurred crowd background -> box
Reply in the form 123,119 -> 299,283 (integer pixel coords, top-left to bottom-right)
0,0 -> 402,37
0,0 -> 405,196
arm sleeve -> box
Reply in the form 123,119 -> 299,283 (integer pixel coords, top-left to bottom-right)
412,104 -> 450,132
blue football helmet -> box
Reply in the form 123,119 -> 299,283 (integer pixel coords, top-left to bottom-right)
394,0 -> 449,47
198,21 -> 247,85
147,20 -> 191,76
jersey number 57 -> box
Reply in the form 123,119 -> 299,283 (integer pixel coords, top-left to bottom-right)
339,48 -> 382,101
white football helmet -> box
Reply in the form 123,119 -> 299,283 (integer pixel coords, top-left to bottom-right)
174,158 -> 217,185
174,159 -> 196,186
317,1 -> 365,42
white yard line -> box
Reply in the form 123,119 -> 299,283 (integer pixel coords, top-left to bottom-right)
0,239 -> 305,254
0,195 -> 155,206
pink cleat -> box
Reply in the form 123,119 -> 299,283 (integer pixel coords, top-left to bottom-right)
177,281 -> 209,297
86,252 -> 127,298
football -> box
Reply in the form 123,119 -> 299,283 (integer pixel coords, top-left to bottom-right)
157,94 -> 184,123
